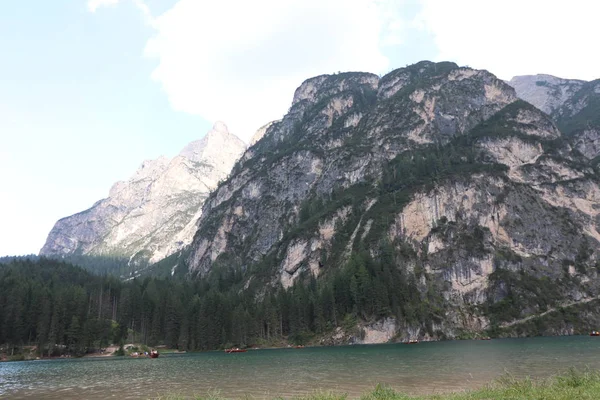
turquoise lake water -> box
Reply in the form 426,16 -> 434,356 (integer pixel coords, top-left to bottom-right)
2,336 -> 600,399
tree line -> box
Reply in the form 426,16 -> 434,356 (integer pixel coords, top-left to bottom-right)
0,250 -> 444,356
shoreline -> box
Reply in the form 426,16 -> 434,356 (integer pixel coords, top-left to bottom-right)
82,345 -> 119,358
2,333 -> 597,363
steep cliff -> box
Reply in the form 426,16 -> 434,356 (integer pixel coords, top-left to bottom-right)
510,74 -> 600,160
40,123 -> 246,267
186,62 -> 600,340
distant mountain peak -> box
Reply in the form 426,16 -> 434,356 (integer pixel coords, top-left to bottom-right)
508,74 -> 586,114
212,120 -> 229,134
40,123 -> 246,267
179,122 -> 246,171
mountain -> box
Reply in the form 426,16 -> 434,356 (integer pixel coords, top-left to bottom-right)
184,61 -> 600,340
509,74 -> 600,160
508,74 -> 586,115
250,121 -> 278,146
40,122 -> 246,268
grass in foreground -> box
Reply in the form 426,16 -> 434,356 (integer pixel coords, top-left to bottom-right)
156,368 -> 600,400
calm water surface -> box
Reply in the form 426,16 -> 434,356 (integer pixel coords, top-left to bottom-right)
2,336 -> 600,399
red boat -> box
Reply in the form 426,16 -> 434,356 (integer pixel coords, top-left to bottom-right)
225,348 -> 247,353
150,350 -> 159,358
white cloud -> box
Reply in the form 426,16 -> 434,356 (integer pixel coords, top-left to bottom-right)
131,0 -> 156,28
376,0 -> 408,47
88,0 -> 155,26
88,0 -> 413,139
416,0 -> 600,81
142,0 -> 399,139
88,0 -> 120,12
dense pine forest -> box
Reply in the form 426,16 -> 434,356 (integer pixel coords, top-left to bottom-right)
0,251 -> 442,357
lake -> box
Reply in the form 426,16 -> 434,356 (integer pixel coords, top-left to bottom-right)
2,336 -> 600,399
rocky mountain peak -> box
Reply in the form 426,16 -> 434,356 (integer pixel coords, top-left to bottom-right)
508,74 -> 586,114
188,61 -> 520,277
212,120 -> 229,134
40,124 -> 246,267
291,72 -> 379,107
509,74 -> 600,160
179,121 -> 246,172
368,61 -> 517,151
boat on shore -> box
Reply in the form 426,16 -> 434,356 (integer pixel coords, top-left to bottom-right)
591,331 -> 600,336
405,339 -> 419,344
225,348 -> 247,353
150,350 -> 159,358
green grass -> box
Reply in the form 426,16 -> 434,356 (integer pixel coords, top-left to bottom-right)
154,368 -> 600,399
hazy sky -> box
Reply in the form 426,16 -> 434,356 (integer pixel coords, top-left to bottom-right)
1,0 -> 599,257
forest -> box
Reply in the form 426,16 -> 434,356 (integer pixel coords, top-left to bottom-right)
0,250 -> 444,357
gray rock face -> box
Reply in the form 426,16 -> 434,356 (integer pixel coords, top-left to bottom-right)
186,62 -> 600,339
573,129 -> 600,159
509,74 -> 600,160
508,74 -> 585,114
188,62 -> 519,278
249,121 -> 278,146
40,122 -> 246,266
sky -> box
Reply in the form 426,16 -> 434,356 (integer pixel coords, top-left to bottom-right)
1,0 -> 599,257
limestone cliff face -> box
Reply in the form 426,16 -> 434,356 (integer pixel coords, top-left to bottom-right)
508,74 -> 585,114
250,121 -> 279,146
186,62 -> 600,340
40,123 -> 246,266
189,63 -> 516,276
510,74 -> 600,160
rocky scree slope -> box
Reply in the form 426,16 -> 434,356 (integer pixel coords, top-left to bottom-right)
40,122 -> 246,268
187,61 -> 600,341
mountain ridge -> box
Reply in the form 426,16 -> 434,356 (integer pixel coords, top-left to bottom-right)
508,74 -> 586,115
509,74 -> 600,161
181,61 -> 600,340
40,122 -> 246,268
188,61 -> 519,277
